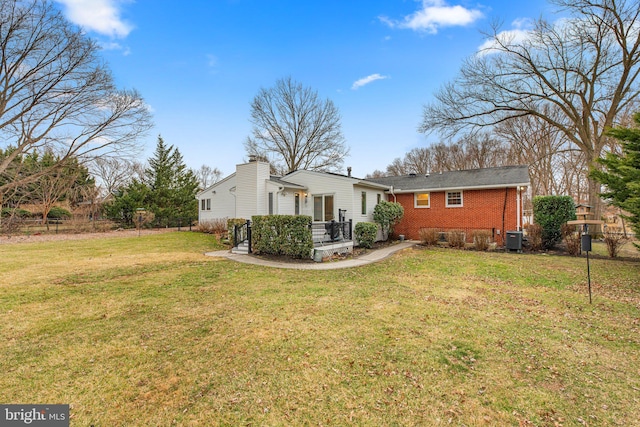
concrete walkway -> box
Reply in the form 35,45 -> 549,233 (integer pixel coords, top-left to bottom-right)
204,240 -> 418,270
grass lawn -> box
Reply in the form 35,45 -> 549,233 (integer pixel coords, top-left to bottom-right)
0,232 -> 639,426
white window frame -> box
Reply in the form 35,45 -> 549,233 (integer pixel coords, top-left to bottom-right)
200,199 -> 206,211
414,192 -> 430,208
313,194 -> 334,222
361,191 -> 367,215
446,191 -> 463,207
206,199 -> 211,210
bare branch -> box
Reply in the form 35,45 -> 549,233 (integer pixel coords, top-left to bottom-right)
0,0 -> 152,195
245,76 -> 349,175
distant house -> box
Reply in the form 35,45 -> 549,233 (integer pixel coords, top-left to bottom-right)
369,165 -> 530,245
197,159 -> 389,239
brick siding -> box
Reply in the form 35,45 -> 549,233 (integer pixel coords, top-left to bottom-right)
391,188 -> 522,246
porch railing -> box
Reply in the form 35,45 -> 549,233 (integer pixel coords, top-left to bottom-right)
233,219 -> 251,252
311,219 -> 352,244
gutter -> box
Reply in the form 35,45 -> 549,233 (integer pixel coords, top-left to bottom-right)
389,182 -> 531,194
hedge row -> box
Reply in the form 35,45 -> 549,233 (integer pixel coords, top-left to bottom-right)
251,215 -> 314,259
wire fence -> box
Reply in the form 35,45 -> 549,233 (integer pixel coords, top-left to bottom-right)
0,217 -> 197,236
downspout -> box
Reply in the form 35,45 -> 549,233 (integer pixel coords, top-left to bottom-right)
502,187 -> 508,244
389,185 -> 397,202
516,186 -> 522,231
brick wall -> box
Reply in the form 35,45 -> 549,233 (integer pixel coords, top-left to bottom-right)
391,187 -> 522,246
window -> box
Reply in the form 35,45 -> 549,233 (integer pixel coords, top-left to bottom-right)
415,193 -> 430,208
446,191 -> 463,207
294,193 -> 300,215
206,199 -> 211,210
361,191 -> 367,215
201,199 -> 205,211
313,194 -> 334,221
268,192 -> 274,215
377,194 -> 382,204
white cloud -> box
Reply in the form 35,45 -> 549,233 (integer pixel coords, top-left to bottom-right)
55,0 -> 133,38
381,0 -> 483,34
477,18 -> 534,55
351,74 -> 389,90
206,54 -> 218,68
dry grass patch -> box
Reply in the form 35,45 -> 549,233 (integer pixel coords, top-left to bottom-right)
0,235 -> 638,425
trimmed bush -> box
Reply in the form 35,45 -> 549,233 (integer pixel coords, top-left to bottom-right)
373,201 -> 404,241
354,222 -> 378,249
1,207 -> 32,218
473,230 -> 492,251
251,215 -> 313,259
418,228 -> 440,246
447,229 -> 466,249
47,206 -> 72,219
533,196 -> 576,249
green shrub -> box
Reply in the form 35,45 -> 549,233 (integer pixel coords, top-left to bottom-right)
47,206 -> 72,219
418,228 -> 440,246
354,222 -> 378,249
373,201 -> 404,241
1,207 -> 32,218
251,215 -> 313,259
533,196 -> 576,249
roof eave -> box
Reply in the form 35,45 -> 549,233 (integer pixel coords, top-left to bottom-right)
389,182 -> 530,194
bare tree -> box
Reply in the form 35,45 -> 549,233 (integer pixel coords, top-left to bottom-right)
494,109 -> 570,197
245,76 -> 349,174
194,164 -> 221,190
383,136 -> 515,177
0,0 -> 152,195
421,0 -> 640,218
365,169 -> 387,179
90,157 -> 135,197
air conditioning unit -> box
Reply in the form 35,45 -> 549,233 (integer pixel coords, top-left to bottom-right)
506,231 -> 523,252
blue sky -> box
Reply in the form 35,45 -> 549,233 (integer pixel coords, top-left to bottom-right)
53,0 -> 554,178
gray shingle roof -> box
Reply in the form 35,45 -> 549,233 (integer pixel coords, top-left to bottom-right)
367,165 -> 530,193
269,176 -> 307,189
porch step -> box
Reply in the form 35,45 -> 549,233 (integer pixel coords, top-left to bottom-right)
232,241 -> 250,254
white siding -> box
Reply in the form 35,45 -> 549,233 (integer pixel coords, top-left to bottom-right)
236,161 -> 270,219
197,175 -> 236,223
284,171 -> 385,230
353,184 -> 387,241
286,171 -> 353,221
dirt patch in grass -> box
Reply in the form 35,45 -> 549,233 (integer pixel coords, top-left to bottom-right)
0,227 -> 180,245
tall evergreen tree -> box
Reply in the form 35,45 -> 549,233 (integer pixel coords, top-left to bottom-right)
144,136 -> 199,224
591,113 -> 640,249
106,136 -> 198,226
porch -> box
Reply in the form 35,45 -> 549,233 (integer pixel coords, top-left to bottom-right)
311,220 -> 354,261
232,219 -> 354,260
